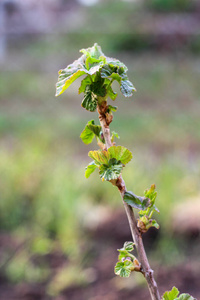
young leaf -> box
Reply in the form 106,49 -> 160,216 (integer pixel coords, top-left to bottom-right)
99,159 -> 123,181
80,43 -> 105,60
150,220 -> 160,230
121,79 -> 136,97
85,162 -> 98,178
56,68 -> 86,97
80,120 -> 98,144
124,191 -> 150,210
111,131 -> 120,143
123,241 -> 134,252
107,105 -> 118,113
177,294 -> 196,300
88,149 -> 110,165
107,85 -> 117,100
114,261 -> 133,278
79,76 -> 92,94
162,287 -> 180,300
108,145 -> 132,165
81,86 -> 98,112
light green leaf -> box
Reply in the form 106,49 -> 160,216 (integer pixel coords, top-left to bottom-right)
120,79 -> 136,97
177,294 -> 196,300
107,85 -> 117,100
114,262 -> 124,276
79,76 -> 92,94
108,145 -> 132,165
99,158 -> 123,181
162,287 -> 180,300
118,250 -> 128,261
80,43 -> 105,60
124,241 -> 134,252
107,105 -> 118,113
80,120 -> 101,144
151,220 -> 160,230
124,191 -> 150,210
120,267 -> 131,278
85,161 -> 98,178
81,86 -> 98,112
114,261 -> 132,278
56,69 -> 86,97
111,131 -> 120,143
88,149 -> 110,165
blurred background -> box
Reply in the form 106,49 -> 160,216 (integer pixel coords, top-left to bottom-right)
0,0 -> 200,299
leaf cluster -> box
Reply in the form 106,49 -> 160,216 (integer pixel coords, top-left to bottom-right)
85,145 -> 132,181
55,43 -> 136,111
114,242 -> 140,278
124,184 -> 159,233
162,287 -> 196,300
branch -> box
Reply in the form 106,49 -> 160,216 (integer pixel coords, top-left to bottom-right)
97,102 -> 161,300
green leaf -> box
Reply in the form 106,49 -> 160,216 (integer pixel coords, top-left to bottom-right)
80,120 -> 102,144
80,120 -> 96,144
85,161 -> 98,178
107,105 -> 118,113
81,86 -> 98,112
121,79 -> 136,97
107,85 -> 117,100
111,131 -> 120,143
115,262 -> 124,276
118,250 -> 128,261
108,146 -> 132,165
80,43 -> 105,60
88,146 -> 132,170
56,68 -> 86,97
88,149 -> 110,165
162,287 -> 180,300
124,241 -> 134,252
151,220 -> 160,230
99,158 -> 123,181
177,294 -> 196,300
124,191 -> 151,210
90,80 -> 107,97
79,76 -> 92,94
114,261 -> 133,278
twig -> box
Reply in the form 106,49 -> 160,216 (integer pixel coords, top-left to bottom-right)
98,102 -> 161,300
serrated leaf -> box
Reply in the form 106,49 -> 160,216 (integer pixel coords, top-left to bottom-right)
118,250 -> 128,261
80,120 -> 101,144
79,76 -> 92,94
111,131 -> 120,143
81,86 -> 98,112
99,158 -> 123,181
88,149 -> 110,165
108,146 -> 132,165
107,85 -> 117,100
85,161 -> 98,178
87,123 -> 101,138
120,79 -> 136,97
151,220 -> 160,229
120,267 -> 131,278
115,262 -> 124,275
56,69 -> 86,97
162,287 -> 180,300
107,105 -> 118,113
114,261 -> 132,278
124,241 -> 134,252
177,294 -> 196,300
80,43 -> 105,60
91,80 -> 107,97
124,191 -> 151,210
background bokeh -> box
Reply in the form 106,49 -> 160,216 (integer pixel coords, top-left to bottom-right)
0,0 -> 200,299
